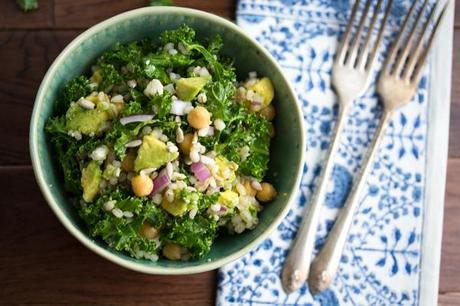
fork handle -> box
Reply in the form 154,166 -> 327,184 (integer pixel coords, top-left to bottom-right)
281,104 -> 351,293
308,109 -> 393,294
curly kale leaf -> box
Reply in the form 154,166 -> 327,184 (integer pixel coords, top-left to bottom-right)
144,60 -> 169,83
121,87 -> 172,118
80,187 -> 166,257
56,76 -> 91,113
160,25 -> 196,45
207,35 -> 223,56
144,53 -> 194,69
205,81 -> 236,121
185,40 -> 235,82
98,42 -> 143,68
216,110 -> 271,179
45,117 -> 100,194
187,42 -> 235,82
160,26 -> 235,81
98,41 -> 159,82
176,189 -> 219,212
120,101 -> 143,117
105,119 -> 153,159
148,92 -> 172,119
163,215 -> 218,259
98,63 -> 124,92
199,192 -> 219,211
17,0 -> 38,11
45,116 -> 67,135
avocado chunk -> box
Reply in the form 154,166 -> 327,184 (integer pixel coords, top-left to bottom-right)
66,101 -> 110,135
161,195 -> 188,216
81,160 -> 102,202
175,76 -> 211,101
215,156 -> 238,185
219,190 -> 239,208
249,77 -> 274,106
134,135 -> 179,172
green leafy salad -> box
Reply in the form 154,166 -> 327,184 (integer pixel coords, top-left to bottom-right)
46,25 -> 277,261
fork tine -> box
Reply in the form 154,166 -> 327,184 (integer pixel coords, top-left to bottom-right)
356,0 -> 384,70
360,0 -> 392,71
393,0 -> 431,77
336,0 -> 361,64
346,0 -> 372,67
382,0 -> 418,74
412,2 -> 449,84
403,1 -> 440,80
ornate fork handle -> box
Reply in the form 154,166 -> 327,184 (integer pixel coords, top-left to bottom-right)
281,103 -> 351,293
308,109 -> 393,293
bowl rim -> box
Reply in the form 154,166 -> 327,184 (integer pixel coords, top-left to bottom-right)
29,6 -> 306,274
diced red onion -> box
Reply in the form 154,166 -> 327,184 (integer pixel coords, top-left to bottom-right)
150,169 -> 170,195
210,203 -> 221,212
207,126 -> 215,136
170,100 -> 192,116
191,162 -> 211,181
120,114 -> 154,125
251,101 -> 262,106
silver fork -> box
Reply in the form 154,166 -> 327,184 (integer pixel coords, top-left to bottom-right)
281,0 -> 392,293
308,0 -> 449,294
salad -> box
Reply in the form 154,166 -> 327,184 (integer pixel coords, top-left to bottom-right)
46,26 -> 277,261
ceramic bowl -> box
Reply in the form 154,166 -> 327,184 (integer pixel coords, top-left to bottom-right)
30,7 -> 305,274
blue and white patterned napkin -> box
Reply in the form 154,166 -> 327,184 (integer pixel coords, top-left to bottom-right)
217,1 -> 435,305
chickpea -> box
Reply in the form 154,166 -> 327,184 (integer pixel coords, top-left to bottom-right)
260,105 -> 275,121
162,243 -> 182,260
243,180 -> 257,197
131,174 -> 154,197
187,106 -> 211,129
121,149 -> 136,172
139,222 -> 159,240
256,182 -> 277,202
179,133 -> 194,155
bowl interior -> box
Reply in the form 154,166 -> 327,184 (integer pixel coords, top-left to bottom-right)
31,8 -> 304,272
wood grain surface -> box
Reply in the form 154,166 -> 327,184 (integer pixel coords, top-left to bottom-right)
0,1 -> 457,305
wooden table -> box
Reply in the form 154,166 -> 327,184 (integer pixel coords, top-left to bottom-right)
0,1 -> 457,305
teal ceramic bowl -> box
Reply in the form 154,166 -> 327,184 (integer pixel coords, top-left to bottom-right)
30,7 -> 305,274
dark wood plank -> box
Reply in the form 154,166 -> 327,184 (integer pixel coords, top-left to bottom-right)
449,29 -> 460,157
0,1 -> 459,303
0,0 -> 54,29
0,167 -> 216,305
0,30 -> 80,165
439,292 -> 460,306
172,0 -> 236,19
439,159 -> 460,294
54,0 -> 235,29
455,0 -> 460,28
54,0 -> 147,29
